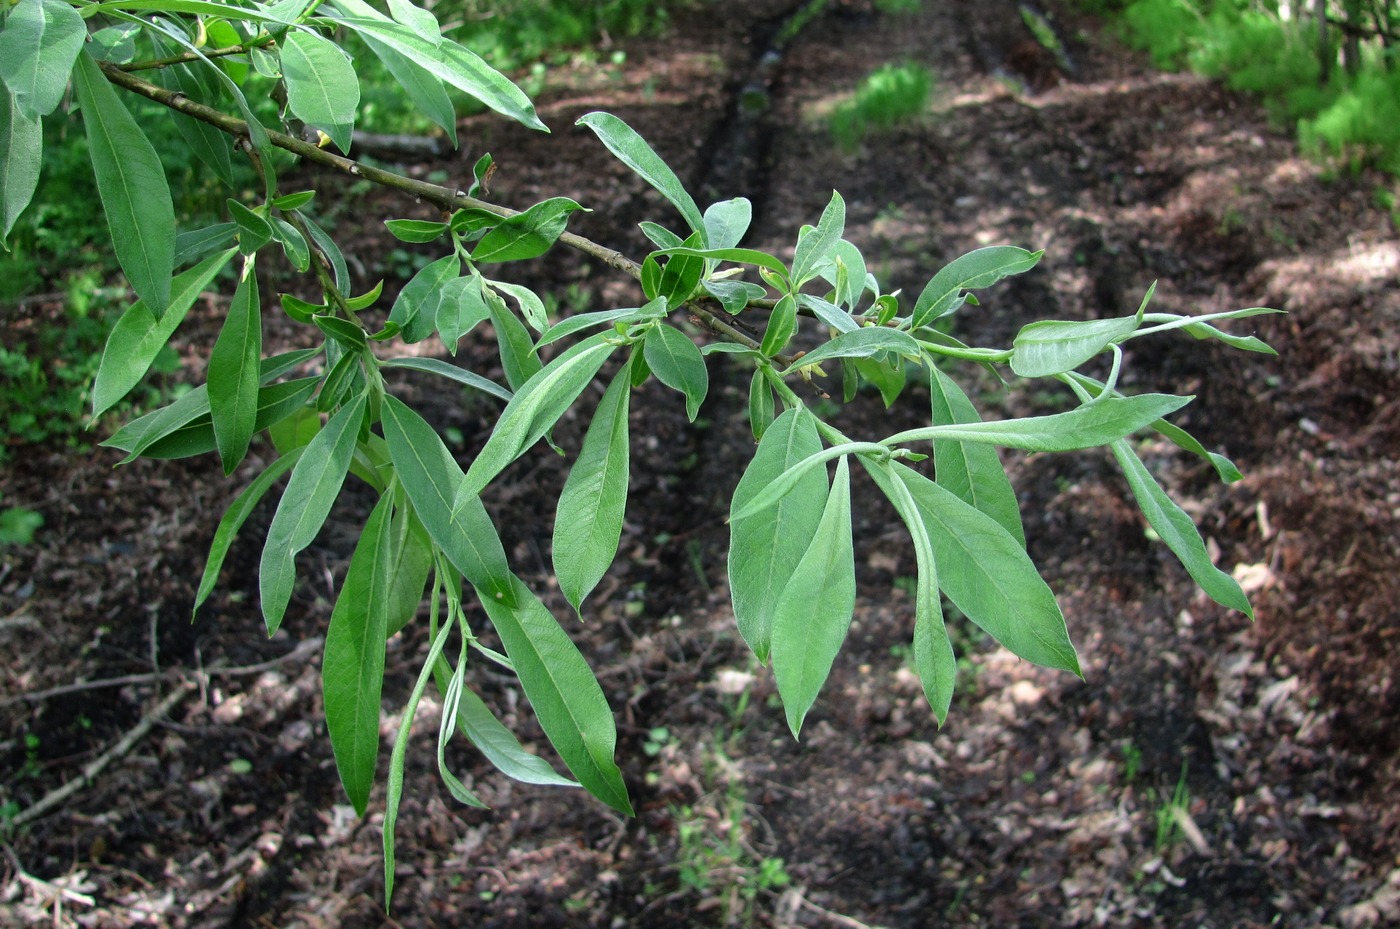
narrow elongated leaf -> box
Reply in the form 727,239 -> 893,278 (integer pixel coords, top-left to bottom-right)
193,448 -> 304,617
301,216 -> 350,294
208,265 -> 263,474
383,504 -> 433,635
471,197 -> 586,263
728,441 -> 888,522
73,51 -> 175,315
361,35 -> 457,144
227,200 -> 273,255
894,463 -> 1080,674
728,408 -> 826,660
824,239 -> 869,310
779,327 -> 918,375
644,324 -> 707,420
791,191 -> 845,286
260,393 -> 367,634
436,658 -> 489,808
1,89 -> 41,247
479,576 -> 632,814
797,294 -> 860,334
771,456 -> 857,737
462,334 -> 617,496
328,0 -> 545,131
157,61 -> 237,187
271,218 -> 310,271
881,393 -> 1192,451
576,112 -> 704,236
453,685 -> 577,786
554,362 -> 632,613
280,30 -> 360,152
487,290 -> 543,390
388,254 -> 460,343
656,245 -> 788,279
323,493 -> 393,815
928,366 -> 1025,545
384,219 -> 449,243
748,368 -> 774,441
760,293 -> 798,357
0,0 -> 86,118
862,458 -> 955,725
911,246 -> 1043,329
537,307 -> 644,347
110,378 -> 318,462
381,356 -> 512,403
1109,439 -> 1253,617
490,280 -> 548,334
381,396 -> 514,604
92,247 -> 236,417
1011,315 -> 1141,378
174,223 -> 237,266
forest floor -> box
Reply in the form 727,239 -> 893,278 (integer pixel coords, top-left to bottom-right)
3,1 -> 1400,926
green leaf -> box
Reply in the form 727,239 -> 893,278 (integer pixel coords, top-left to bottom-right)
702,198 -> 752,251
1109,439 -> 1253,617
748,368 -> 774,442
862,459 -> 955,725
487,289 -> 543,390
1011,315 -> 1141,378
928,366 -> 1025,545
381,396 -> 514,604
771,456 -> 856,737
489,280 -> 549,334
260,393 -> 367,634
471,198 -> 586,263
463,334 -> 618,496
1,88 -> 42,247
576,111 -> 704,236
383,504 -> 432,636
156,60 -> 237,187
537,306 -> 646,348
1181,320 -> 1278,354
193,448 -> 305,618
824,239 -> 869,310
760,293 -> 798,357
656,245 -> 788,280
791,191 -> 845,286
302,215 -> 350,294
452,685 -> 577,786
554,361 -> 632,613
273,190 -> 315,210
478,575 -> 632,814
174,223 -> 237,266
313,313 -> 368,350
436,659 -> 489,808
208,265 -> 263,474
644,324 -> 707,421
798,294 -> 859,334
384,218 -> 449,243
728,408 -> 827,661
881,393 -> 1193,451
109,378 -> 318,462
778,327 -> 918,376
436,274 -> 492,352
388,254 -> 460,343
651,232 -> 705,306
323,492 -> 393,815
92,248 -> 237,418
911,246 -> 1043,329
73,50 -> 175,316
227,199 -> 274,255
894,463 -> 1080,674
280,29 -> 360,152
327,0 -> 546,131
0,0 -> 86,118
381,356 -> 512,403
271,217 -> 310,272
702,279 -> 766,316
853,355 -> 906,407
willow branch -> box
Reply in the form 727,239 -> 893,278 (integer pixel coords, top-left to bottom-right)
120,38 -> 277,72
96,60 -> 801,366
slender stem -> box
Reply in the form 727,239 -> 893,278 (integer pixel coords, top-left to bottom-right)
120,39 -> 276,72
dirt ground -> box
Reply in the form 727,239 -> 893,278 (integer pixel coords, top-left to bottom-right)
3,1 -> 1399,926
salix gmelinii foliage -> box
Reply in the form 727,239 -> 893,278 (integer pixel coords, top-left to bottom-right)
1,0 -> 1277,905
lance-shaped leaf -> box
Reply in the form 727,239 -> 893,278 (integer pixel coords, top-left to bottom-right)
462,334 -> 617,496
383,504 -> 433,636
1109,439 -> 1253,617
728,407 -> 827,661
760,293 -> 798,357
1011,315 -> 1141,378
554,361 -> 632,613
73,50 -> 175,315
1,89 -> 41,247
260,394 -> 367,634
208,265 -> 263,474
92,247 -> 237,417
436,274 -> 492,352
880,392 -> 1192,451
388,254 -> 460,344
280,30 -> 359,153
487,289 -> 543,390
193,448 -> 304,617
862,458 -> 956,725
748,368 -> 774,441
478,575 -> 632,814
489,280 -> 549,334
644,323 -> 707,421
471,198 -> 587,263
452,685 -> 577,787
381,396 -> 514,604
894,463 -> 1080,675
771,456 -> 857,737
361,35 -> 457,145
911,246 -> 1043,329
576,112 -> 704,236
0,0 -> 86,118
110,377 -> 317,463
155,60 -> 237,187
791,190 -> 845,286
327,0 -> 545,131
381,356 -> 512,403
928,366 -> 1025,545
778,327 -> 918,375
323,492 -> 393,815
436,659 -> 489,808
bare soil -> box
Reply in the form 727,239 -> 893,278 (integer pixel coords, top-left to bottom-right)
3,1 -> 1399,927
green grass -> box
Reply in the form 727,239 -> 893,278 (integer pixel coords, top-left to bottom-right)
829,61 -> 935,152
